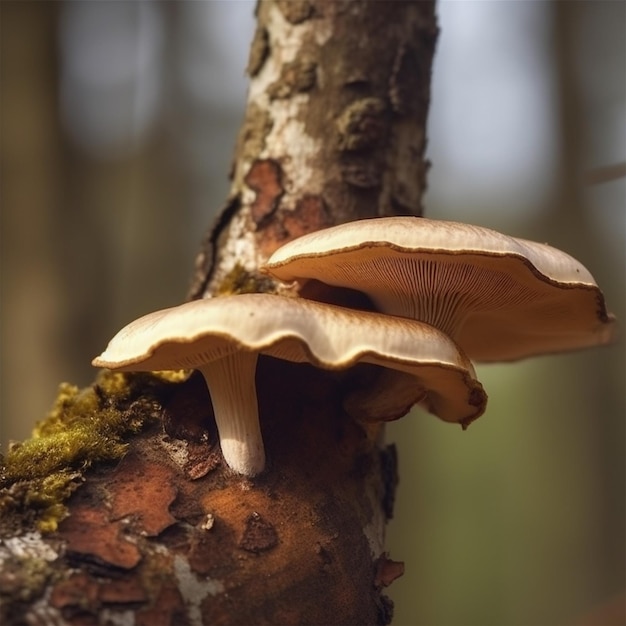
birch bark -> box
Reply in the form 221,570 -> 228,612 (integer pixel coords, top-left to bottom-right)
0,2 -> 437,624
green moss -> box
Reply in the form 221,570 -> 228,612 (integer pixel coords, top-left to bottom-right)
217,263 -> 277,296
151,369 -> 191,384
0,370 -> 169,533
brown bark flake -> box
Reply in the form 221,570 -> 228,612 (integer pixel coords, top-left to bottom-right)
135,585 -> 187,626
98,576 -> 149,604
245,159 -> 284,227
51,572 -> 149,611
50,573 -> 99,612
284,194 -> 332,238
58,504 -> 141,570
108,452 -> 178,537
184,443 -> 221,480
374,553 -> 405,588
276,0 -> 314,24
259,193 -> 332,256
239,511 -> 279,553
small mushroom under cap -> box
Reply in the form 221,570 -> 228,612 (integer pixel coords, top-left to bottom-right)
262,217 -> 617,361
93,293 -> 487,476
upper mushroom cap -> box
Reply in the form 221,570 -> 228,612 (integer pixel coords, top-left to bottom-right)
92,293 -> 486,425
262,217 -> 617,362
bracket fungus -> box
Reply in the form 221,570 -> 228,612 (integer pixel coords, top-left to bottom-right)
93,293 -> 486,476
262,216 -> 617,361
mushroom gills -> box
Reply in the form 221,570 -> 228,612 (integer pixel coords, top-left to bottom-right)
262,217 -> 616,361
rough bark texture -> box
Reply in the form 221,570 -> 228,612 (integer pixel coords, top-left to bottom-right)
189,0 -> 436,299
0,1 -> 437,624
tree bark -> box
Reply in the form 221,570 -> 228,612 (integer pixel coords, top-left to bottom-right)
0,2 -> 437,624
189,0 -> 436,299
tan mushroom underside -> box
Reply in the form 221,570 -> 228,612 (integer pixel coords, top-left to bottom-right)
263,217 -> 616,361
93,293 -> 487,425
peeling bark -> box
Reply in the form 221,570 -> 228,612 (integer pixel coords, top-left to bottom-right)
1,1 -> 437,624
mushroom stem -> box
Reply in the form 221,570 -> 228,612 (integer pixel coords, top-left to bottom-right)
198,351 -> 265,476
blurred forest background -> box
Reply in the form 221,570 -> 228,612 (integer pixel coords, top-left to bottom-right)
1,2 -> 624,625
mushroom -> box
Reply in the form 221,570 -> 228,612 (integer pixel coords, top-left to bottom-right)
93,293 -> 487,476
262,217 -> 616,361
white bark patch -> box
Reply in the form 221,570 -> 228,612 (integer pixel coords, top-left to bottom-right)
250,4 -> 308,97
363,469 -> 387,558
101,609 -> 136,626
201,512 -> 215,531
363,436 -> 389,558
363,509 -> 386,559
174,554 -> 225,626
248,5 -> 325,200
273,104 -> 321,197
252,4 -> 325,200
158,433 -> 189,469
209,208 -> 260,290
214,3 -> 334,290
24,598 -> 67,626
0,532 -> 58,564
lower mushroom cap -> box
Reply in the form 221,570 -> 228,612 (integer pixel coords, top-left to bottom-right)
93,293 -> 487,436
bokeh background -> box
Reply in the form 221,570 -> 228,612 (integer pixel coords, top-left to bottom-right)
1,2 -> 624,625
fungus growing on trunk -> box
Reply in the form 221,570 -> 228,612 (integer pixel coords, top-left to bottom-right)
93,293 -> 487,476
262,216 -> 617,361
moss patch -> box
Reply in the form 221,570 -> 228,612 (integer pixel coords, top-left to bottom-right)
0,371 -> 175,534
216,263 -> 277,296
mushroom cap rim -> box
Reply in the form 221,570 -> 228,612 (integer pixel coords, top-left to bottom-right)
91,295 -> 481,375
264,239 -> 609,296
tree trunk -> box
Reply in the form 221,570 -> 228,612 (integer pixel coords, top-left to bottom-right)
0,2 -> 437,624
